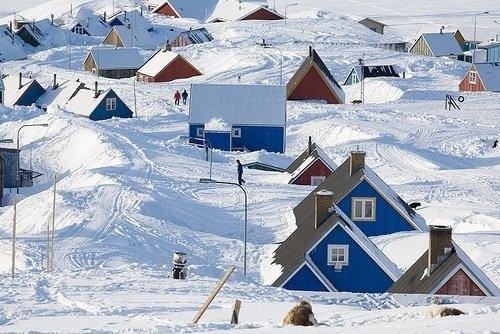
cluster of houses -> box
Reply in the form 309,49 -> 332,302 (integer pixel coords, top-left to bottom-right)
265,141 -> 499,296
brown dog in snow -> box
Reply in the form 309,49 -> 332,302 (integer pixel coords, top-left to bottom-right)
283,300 -> 318,326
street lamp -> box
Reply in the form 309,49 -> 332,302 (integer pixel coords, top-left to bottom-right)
264,46 -> 283,85
16,123 -> 49,194
284,3 -> 297,27
180,135 -> 213,179
473,11 -> 489,64
199,178 -> 247,277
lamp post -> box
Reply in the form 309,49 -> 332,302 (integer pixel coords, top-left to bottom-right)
264,46 -> 283,85
473,11 -> 489,64
284,3 -> 297,27
16,123 -> 49,194
199,178 -> 247,277
180,135 -> 213,179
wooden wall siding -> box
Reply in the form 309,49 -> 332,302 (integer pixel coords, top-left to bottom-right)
205,131 -> 231,151
283,264 -> 329,291
172,35 -> 189,47
308,224 -> 395,293
410,38 -> 431,56
153,57 -> 201,82
486,46 -> 500,62
89,91 -> 133,121
292,159 -> 333,185
103,31 -> 124,47
99,69 -> 137,79
288,66 -> 341,104
337,179 -> 416,237
242,8 -> 282,21
155,4 -> 178,17
436,269 -> 486,296
459,73 -> 485,92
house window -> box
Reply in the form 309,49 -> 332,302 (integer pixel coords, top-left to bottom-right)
327,245 -> 348,266
196,127 -> 204,137
469,71 -> 477,84
106,98 -> 116,111
74,26 -> 84,35
352,198 -> 376,221
232,128 -> 241,138
311,176 -> 325,186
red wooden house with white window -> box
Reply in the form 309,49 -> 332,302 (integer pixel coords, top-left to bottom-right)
459,62 -> 500,92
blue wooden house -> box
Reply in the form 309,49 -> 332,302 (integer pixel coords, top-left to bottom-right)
3,73 -> 46,106
293,150 -> 427,237
343,65 -> 399,85
188,83 -> 287,153
479,40 -> 500,63
270,190 -> 400,292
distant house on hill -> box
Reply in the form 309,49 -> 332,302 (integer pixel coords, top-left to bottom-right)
270,195 -> 400,293
343,65 -> 399,85
357,17 -> 386,35
207,0 -> 284,22
292,150 -> 427,237
103,25 -> 156,50
389,225 -> 500,296
458,62 -> 500,92
478,40 -> 500,63
83,47 -> 144,79
14,18 -> 55,47
0,25 -> 27,62
287,46 -> 345,104
3,73 -> 46,106
188,83 -> 287,153
147,0 -> 219,21
136,45 -> 202,82
67,8 -> 111,36
409,31 -> 464,59
171,28 -> 213,47
285,137 -> 337,186
106,9 -> 153,32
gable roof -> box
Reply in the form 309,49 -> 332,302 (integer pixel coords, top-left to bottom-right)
207,0 -> 283,22
468,62 -> 500,91
2,73 -> 45,106
64,85 -> 114,117
137,48 -> 199,78
287,47 -> 345,104
104,25 -> 156,50
15,18 -> 55,47
86,47 -> 144,70
343,65 -> 399,84
0,25 -> 27,62
189,83 -> 286,127
67,8 -> 111,36
152,0 -> 219,20
293,152 -> 427,231
357,17 -> 386,27
411,32 -> 464,57
272,202 -> 400,289
36,78 -> 84,110
106,9 -> 153,31
388,241 -> 499,296
285,142 -> 337,183
175,28 -> 213,45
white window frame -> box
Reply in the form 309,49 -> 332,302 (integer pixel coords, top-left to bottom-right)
351,197 -> 376,221
469,71 -> 477,84
310,176 -> 326,186
232,128 -> 241,138
74,26 -> 85,35
196,127 -> 204,137
106,97 -> 116,111
327,245 -> 349,266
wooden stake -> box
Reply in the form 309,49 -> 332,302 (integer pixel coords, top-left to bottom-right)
192,266 -> 235,324
231,299 -> 241,324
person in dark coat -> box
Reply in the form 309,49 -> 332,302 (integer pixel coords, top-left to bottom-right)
493,139 -> 499,148
174,90 -> 181,105
237,159 -> 245,185
181,90 -> 189,105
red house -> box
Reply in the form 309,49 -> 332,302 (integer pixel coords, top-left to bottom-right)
459,62 -> 500,92
148,0 -> 219,21
207,0 -> 284,22
285,137 -> 337,186
287,46 -> 345,104
135,45 -> 202,83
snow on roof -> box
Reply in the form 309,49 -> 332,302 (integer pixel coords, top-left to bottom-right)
106,9 -> 153,31
474,62 -> 500,92
208,0 -> 274,22
189,83 -> 286,126
421,32 -> 463,57
89,47 -> 144,70
110,25 -> 156,50
154,0 -> 219,21
204,118 -> 231,131
66,8 -> 110,36
36,79 -> 83,109
137,49 -> 178,77
3,73 -> 38,106
0,28 -> 27,62
64,86 -> 109,117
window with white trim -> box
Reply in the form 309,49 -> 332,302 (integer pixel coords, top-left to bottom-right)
196,127 -> 204,137
469,71 -> 477,84
352,197 -> 376,220
74,26 -> 85,35
311,176 -> 325,186
232,128 -> 241,137
106,98 -> 116,111
327,245 -> 348,266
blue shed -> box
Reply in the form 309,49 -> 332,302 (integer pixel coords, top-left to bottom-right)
479,41 -> 500,62
272,192 -> 400,293
188,83 -> 287,153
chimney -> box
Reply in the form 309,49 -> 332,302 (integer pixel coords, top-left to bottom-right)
309,45 -> 312,57
32,19 -> 35,31
94,81 -> 99,98
349,150 -> 365,176
124,10 -> 127,21
262,38 -> 266,46
440,26 -> 444,34
162,42 -> 171,52
308,136 -> 313,155
53,73 -> 57,89
18,72 -> 22,89
9,21 -> 14,44
315,190 -> 335,228
428,225 -> 453,270
103,11 -> 106,22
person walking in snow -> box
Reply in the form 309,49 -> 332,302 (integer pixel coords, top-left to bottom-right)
174,90 -> 181,105
181,90 -> 188,105
237,159 -> 245,185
